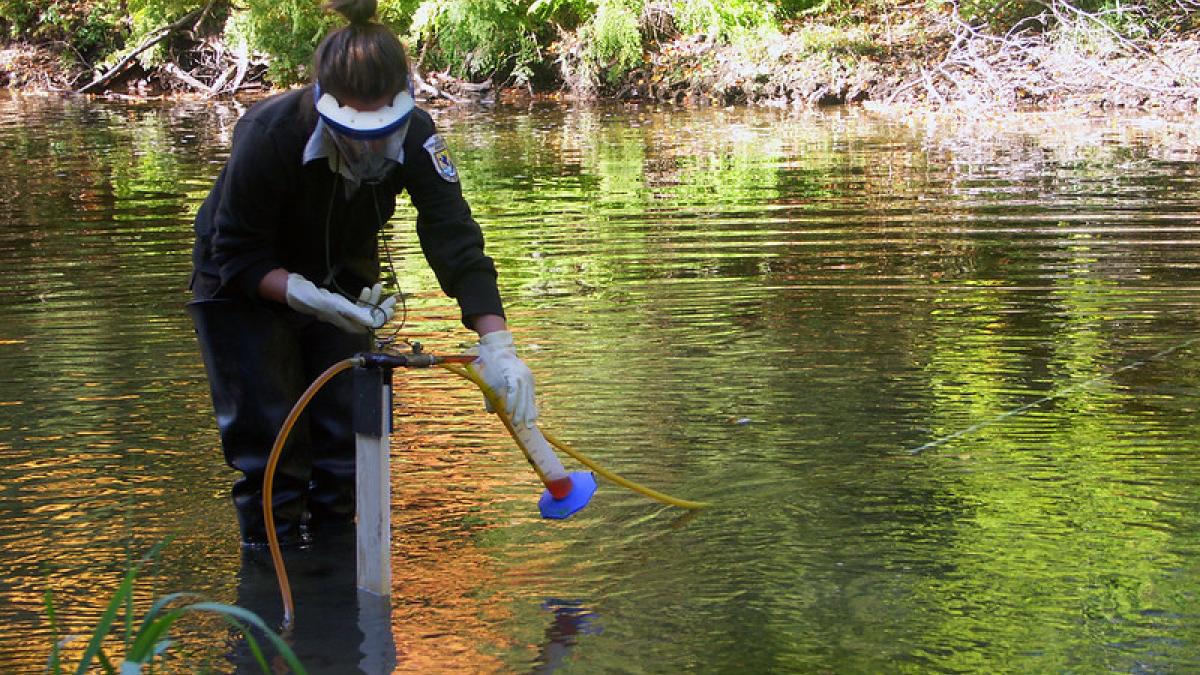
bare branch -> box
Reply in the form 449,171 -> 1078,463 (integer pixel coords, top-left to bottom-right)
77,8 -> 201,93
163,61 -> 213,94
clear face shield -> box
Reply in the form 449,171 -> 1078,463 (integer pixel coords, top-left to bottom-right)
315,83 -> 415,183
326,130 -> 404,183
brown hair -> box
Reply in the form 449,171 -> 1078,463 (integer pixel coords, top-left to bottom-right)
313,0 -> 409,102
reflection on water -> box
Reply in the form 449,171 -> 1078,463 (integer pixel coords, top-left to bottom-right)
1,92 -> 1199,672
532,599 -> 601,674
230,532 -> 394,674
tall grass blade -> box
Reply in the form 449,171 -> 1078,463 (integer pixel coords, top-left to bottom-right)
151,638 -> 172,657
133,592 -> 194,639
225,616 -> 271,674
186,602 -> 309,675
73,565 -> 139,675
122,555 -> 134,650
126,591 -> 197,664
47,540 -> 301,674
120,539 -> 174,660
95,647 -> 118,675
126,610 -> 186,663
44,589 -> 62,675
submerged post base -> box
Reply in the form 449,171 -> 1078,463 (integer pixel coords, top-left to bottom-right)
538,471 -> 597,519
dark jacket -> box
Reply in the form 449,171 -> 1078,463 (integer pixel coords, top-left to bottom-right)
191,86 -> 504,325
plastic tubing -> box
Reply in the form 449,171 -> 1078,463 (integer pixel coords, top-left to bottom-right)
261,353 -> 710,630
514,425 -> 574,499
263,357 -> 356,632
541,427 -> 709,511
443,361 -> 572,498
439,363 -> 708,511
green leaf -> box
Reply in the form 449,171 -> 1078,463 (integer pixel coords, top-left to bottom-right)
96,647 -> 119,675
73,565 -> 140,675
73,540 -> 172,675
139,538 -> 174,564
122,561 -> 134,649
125,610 -> 185,663
44,589 -> 62,675
185,602 -> 309,675
128,592 -> 195,656
225,616 -> 271,674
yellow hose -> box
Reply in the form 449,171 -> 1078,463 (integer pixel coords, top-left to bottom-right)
438,362 -> 549,484
541,427 -> 709,510
263,357 -> 356,632
262,353 -> 708,630
439,363 -> 709,511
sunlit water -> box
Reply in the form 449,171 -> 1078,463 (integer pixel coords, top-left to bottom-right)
1,93 -> 1199,673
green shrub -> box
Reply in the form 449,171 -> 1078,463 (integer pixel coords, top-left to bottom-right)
771,0 -> 840,19
236,0 -> 332,84
409,0 -> 555,83
950,0 -> 1045,29
0,0 -> 36,39
671,0 -> 777,42
578,0 -> 642,85
528,0 -> 592,26
2,0 -> 123,59
5,0 -> 1196,92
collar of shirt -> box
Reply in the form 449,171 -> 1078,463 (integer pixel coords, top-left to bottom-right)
303,118 -> 407,188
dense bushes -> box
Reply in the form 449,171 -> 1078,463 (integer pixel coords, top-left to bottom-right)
1,0 -> 1195,94
954,0 -> 1197,35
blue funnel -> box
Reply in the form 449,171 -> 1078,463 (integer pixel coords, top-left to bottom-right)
538,471 -> 597,519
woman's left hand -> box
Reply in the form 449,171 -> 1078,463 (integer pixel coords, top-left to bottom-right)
475,330 -> 538,427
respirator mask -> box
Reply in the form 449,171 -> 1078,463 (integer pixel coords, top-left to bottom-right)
315,82 -> 414,184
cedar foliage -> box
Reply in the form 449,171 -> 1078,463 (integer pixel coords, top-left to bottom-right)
1,0 -> 1195,95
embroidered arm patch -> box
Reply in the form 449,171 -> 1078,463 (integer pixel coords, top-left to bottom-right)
423,134 -> 459,183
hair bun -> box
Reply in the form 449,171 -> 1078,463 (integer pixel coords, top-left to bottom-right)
326,0 -> 377,25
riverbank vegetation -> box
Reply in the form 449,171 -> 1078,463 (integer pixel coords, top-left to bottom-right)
1,0 -> 1197,110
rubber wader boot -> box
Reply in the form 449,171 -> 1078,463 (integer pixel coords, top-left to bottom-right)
299,319 -> 371,533
188,298 -> 312,547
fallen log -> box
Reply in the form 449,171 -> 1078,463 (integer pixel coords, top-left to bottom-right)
163,61 -> 213,94
77,7 -> 201,94
226,44 -> 250,95
411,70 -> 467,103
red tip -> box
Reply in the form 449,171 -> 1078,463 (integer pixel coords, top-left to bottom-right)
546,476 -> 574,500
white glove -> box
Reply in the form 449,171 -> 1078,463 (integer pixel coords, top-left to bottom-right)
475,330 -> 538,427
284,273 -> 396,333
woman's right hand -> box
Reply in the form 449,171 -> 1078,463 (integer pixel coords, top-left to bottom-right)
284,273 -> 396,333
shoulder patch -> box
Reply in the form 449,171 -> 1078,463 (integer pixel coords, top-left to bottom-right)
422,134 -> 459,183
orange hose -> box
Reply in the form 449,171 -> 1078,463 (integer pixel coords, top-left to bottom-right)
263,358 -> 356,632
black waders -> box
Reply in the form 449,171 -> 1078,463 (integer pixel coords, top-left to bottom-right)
188,298 -> 369,546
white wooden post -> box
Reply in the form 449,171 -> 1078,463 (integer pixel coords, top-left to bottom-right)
354,365 -> 392,596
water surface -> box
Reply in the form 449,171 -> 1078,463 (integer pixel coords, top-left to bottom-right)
1,94 -> 1199,672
